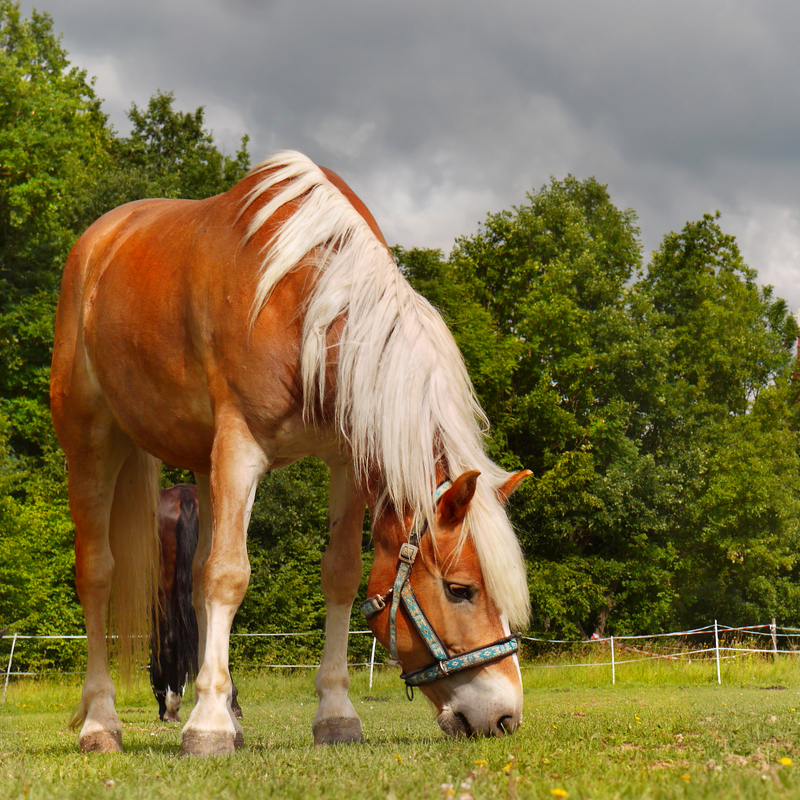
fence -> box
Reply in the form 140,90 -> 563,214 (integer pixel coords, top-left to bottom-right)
519,620 -> 800,685
4,620 -> 800,704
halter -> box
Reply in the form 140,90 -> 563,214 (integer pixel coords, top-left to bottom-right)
360,480 -> 519,696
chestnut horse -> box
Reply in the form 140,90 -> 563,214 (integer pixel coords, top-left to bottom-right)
50,150 -> 530,756
152,484 -> 241,722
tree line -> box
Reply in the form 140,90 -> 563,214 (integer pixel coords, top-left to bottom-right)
2,1 -> 800,671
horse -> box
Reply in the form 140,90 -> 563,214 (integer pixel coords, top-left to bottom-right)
152,484 -> 242,723
50,150 -> 531,756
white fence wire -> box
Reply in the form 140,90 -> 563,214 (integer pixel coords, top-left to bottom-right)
4,620 -> 800,705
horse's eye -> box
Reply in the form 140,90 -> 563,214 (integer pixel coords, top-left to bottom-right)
445,583 -> 474,602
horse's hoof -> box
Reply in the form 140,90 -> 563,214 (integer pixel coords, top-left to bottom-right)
180,730 -> 236,757
234,730 -> 244,749
313,717 -> 363,745
80,730 -> 123,753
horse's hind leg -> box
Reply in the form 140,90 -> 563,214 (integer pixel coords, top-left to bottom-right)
65,427 -> 134,752
59,403 -> 160,752
312,464 -> 365,745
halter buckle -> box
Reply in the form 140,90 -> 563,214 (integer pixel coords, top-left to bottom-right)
360,593 -> 387,620
398,542 -> 418,564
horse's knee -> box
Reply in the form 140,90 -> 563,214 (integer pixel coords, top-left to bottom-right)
320,548 -> 361,605
203,557 -> 250,608
75,559 -> 114,603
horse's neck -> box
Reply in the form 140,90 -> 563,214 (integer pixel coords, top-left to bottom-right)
364,458 -> 447,551
367,498 -> 410,556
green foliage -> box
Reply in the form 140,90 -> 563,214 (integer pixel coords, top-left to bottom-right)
405,182 -> 800,640
642,213 -> 796,429
70,90 -> 251,231
394,245 -> 521,458
124,90 -> 251,198
0,411 -> 83,669
0,0 -> 109,307
443,177 -> 677,636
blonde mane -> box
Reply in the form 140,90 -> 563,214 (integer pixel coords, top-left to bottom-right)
240,151 -> 529,629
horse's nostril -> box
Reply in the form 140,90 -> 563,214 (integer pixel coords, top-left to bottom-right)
497,715 -> 515,736
454,712 -> 473,737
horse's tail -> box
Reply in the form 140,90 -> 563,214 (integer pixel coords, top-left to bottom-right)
107,446 -> 161,685
172,485 -> 200,676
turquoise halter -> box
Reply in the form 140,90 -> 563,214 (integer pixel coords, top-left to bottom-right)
360,480 -> 519,695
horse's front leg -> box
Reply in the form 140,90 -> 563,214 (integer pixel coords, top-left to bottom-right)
313,464 -> 366,745
180,419 -> 267,756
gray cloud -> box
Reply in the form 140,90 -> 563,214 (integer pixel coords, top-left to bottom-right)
21,0 -> 800,311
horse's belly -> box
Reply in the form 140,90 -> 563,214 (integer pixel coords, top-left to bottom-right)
94,351 -> 215,472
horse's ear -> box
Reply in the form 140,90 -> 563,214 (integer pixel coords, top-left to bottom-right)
438,471 -> 480,526
497,469 -> 532,503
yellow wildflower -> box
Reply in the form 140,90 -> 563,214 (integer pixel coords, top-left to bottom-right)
551,790 -> 569,798
680,774 -> 691,781
780,757 -> 793,767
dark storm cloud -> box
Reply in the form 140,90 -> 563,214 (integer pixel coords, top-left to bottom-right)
20,0 -> 800,309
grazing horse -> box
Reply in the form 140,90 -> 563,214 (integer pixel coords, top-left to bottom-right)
152,484 -> 241,722
50,150 -> 531,756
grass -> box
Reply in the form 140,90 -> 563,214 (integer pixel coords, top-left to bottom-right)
2,655 -> 800,799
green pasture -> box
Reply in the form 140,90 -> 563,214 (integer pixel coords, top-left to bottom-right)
3,656 -> 800,799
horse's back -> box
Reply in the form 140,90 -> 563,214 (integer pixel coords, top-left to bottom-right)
51,157 -> 393,469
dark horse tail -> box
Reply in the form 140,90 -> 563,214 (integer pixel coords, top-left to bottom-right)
151,484 -> 200,721
172,485 -> 200,675
151,484 -> 241,721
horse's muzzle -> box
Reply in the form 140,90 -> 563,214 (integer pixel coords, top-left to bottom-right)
437,705 -> 521,738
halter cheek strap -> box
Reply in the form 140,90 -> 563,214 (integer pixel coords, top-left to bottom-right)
360,479 -> 520,692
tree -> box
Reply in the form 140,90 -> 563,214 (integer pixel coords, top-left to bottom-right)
394,246 -> 521,459
71,90 -> 251,231
447,177 -> 680,637
231,458 -> 373,668
639,215 -> 800,628
642,214 -> 795,432
0,0 -> 109,306
433,186 -> 800,638
0,408 -> 84,669
0,1 -> 110,472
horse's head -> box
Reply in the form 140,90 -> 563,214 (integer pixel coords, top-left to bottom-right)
364,470 -> 530,738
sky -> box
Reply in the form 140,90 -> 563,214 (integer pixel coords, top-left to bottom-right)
19,0 -> 800,312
